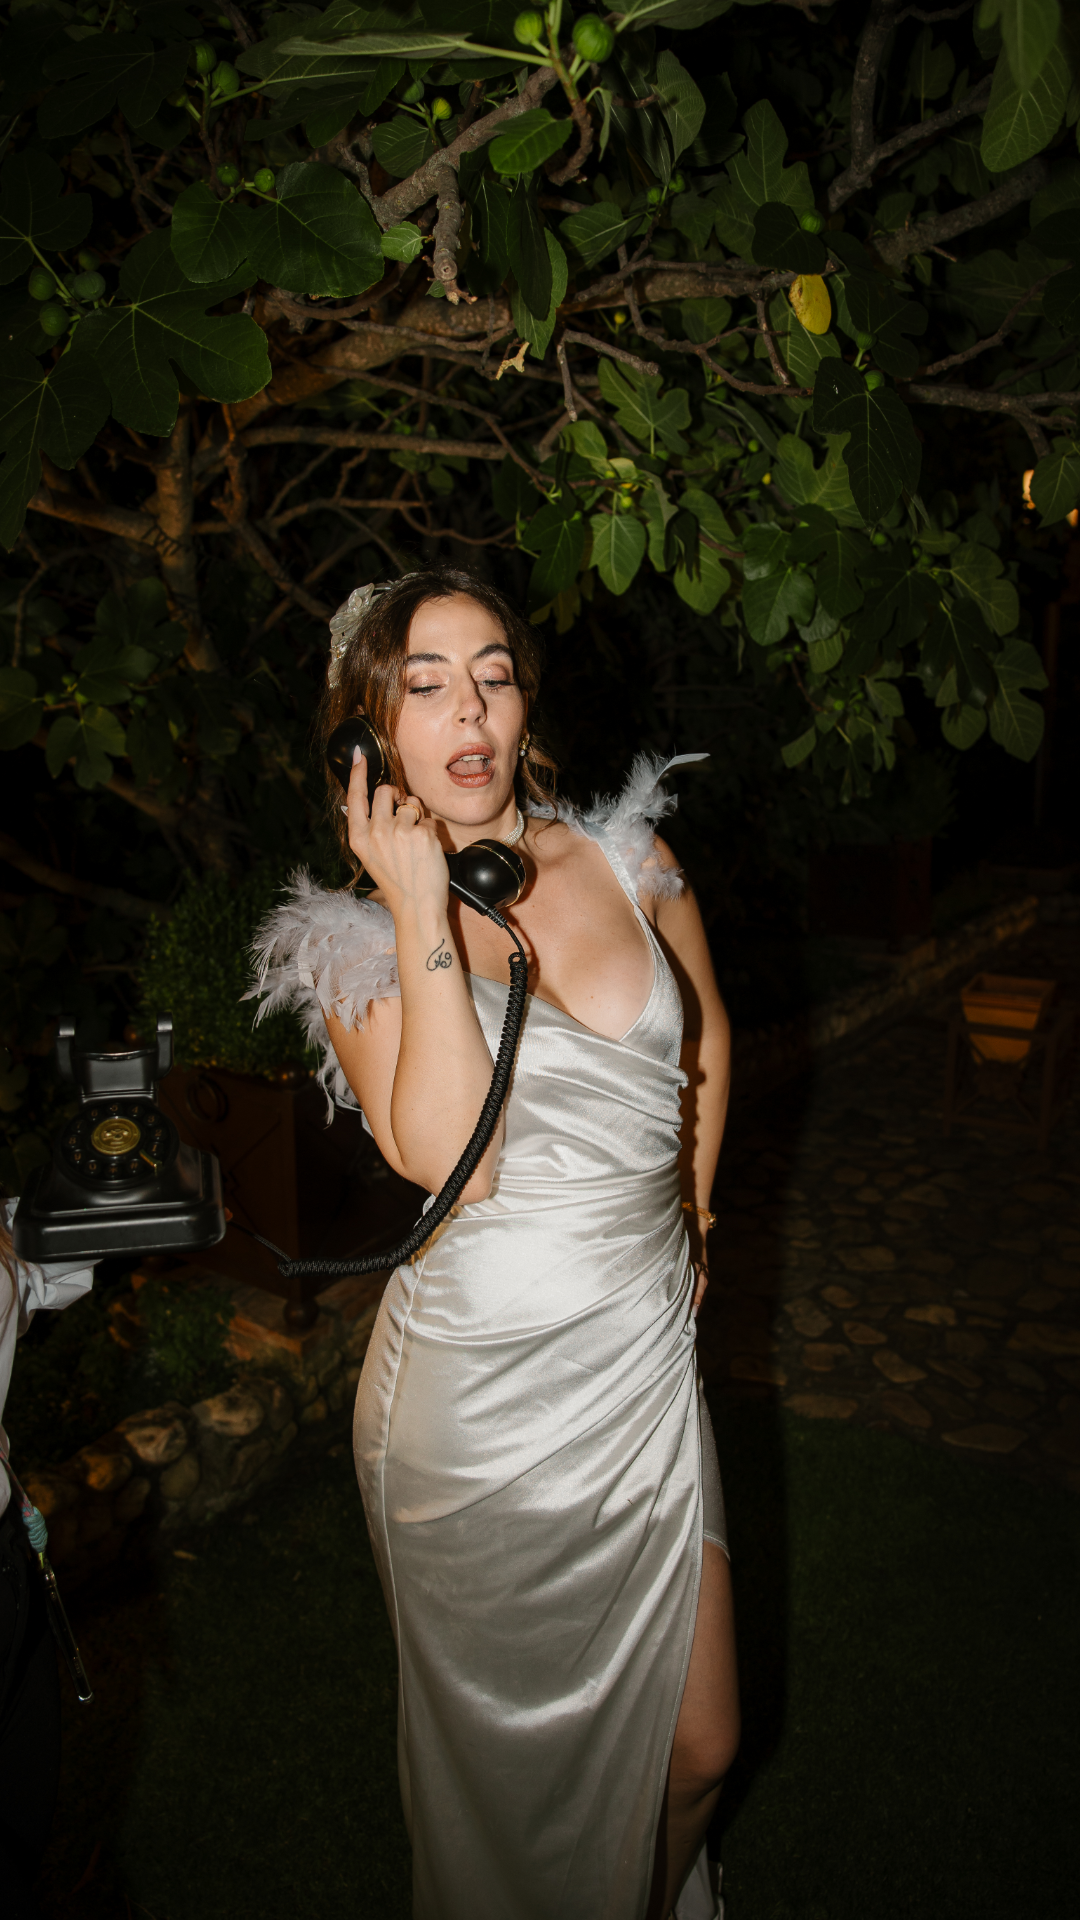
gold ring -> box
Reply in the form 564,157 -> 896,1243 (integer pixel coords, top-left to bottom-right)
396,803 -> 421,823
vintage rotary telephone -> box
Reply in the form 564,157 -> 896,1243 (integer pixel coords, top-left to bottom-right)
250,715 -> 529,1284
12,1014 -> 226,1264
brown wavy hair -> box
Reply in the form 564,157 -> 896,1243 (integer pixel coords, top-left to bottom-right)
316,566 -> 558,876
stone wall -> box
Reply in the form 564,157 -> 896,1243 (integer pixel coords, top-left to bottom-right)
22,1274 -> 383,1590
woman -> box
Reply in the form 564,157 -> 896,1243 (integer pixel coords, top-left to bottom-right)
253,567 -> 738,1920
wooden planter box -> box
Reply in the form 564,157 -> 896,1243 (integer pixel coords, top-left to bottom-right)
158,1065 -> 422,1327
960,973 -> 1056,1065
808,837 -> 933,947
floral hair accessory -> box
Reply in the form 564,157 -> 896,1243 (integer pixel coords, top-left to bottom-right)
327,580 -> 393,687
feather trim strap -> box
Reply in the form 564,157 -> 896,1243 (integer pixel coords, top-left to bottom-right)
533,751 -> 707,904
245,868 -> 398,1120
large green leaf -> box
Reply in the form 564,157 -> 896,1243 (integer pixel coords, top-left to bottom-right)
850,547 -> 936,653
510,229 -> 567,361
1029,446 -> 1080,524
507,183 -> 550,319
95,577 -> 186,661
999,0 -> 1061,91
381,221 -> 425,263
981,39 -> 1067,168
772,299 -> 841,388
752,202 -> 826,273
371,114 -> 435,178
526,509 -> 586,606
773,433 -> 859,520
171,183 -> 249,286
0,349 -> 110,552
728,100 -> 813,213
243,164 -> 384,296
45,706 -> 127,790
39,31 -> 187,138
490,109 -> 572,175
988,638 -> 1048,759
674,489 -> 732,613
925,597 -> 998,706
560,203 -> 641,270
812,361 -> 921,522
654,50 -> 705,162
597,360 -> 690,455
786,506 -> 869,618
70,230 -> 270,438
0,151 -> 92,287
743,547 -> 815,644
590,511 -> 647,596
842,277 -> 927,379
906,26 -> 955,103
670,193 -> 717,253
278,30 -> 490,61
0,667 -> 44,751
610,0 -> 736,25
709,179 -> 756,255
71,634 -> 158,705
940,702 -> 988,750
949,542 -> 1020,636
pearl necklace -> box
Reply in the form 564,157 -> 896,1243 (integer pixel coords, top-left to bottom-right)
503,807 -> 526,848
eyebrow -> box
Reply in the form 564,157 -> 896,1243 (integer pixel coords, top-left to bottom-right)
405,642 -> 514,666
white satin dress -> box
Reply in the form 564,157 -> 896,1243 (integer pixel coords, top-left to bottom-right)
250,757 -> 727,1920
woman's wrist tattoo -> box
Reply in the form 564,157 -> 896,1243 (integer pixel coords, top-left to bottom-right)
426,937 -> 453,973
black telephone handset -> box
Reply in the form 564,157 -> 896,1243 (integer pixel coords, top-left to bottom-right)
250,719 -> 531,1285
12,1014 -> 226,1264
326,716 -> 526,915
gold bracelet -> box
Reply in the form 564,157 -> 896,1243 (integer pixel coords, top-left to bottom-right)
682,1202 -> 717,1231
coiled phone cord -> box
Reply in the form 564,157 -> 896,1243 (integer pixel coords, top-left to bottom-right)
252,911 -> 529,1282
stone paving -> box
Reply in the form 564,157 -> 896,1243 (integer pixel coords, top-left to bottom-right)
696,921 -> 1080,1491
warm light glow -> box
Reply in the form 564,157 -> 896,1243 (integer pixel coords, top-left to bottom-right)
1023,467 -> 1079,525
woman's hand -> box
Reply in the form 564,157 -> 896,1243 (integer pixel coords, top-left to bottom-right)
692,1261 -> 709,1316
346,750 -> 449,920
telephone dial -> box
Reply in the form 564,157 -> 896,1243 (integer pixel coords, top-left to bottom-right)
247,715 -> 530,1283
12,1014 -> 226,1265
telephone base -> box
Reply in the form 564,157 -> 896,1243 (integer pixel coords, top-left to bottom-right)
13,1145 -> 226,1265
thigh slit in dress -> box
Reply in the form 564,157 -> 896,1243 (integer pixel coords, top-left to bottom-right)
251,756 -> 727,1920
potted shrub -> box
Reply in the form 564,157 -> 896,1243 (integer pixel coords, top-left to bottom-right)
138,865 -> 414,1327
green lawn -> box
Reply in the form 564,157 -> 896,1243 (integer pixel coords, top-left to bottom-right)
39,1407 -> 1078,1920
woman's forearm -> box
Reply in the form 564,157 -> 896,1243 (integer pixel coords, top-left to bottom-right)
391,900 -> 505,1199
679,1009 -> 731,1270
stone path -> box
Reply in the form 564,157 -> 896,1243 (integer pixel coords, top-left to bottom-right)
696,920 -> 1080,1491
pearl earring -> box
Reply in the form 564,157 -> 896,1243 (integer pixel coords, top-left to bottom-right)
519,731 -> 530,757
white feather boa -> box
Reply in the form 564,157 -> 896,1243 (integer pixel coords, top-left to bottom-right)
246,868 -> 397,1116
561,749 -> 705,903
246,752 -> 704,1119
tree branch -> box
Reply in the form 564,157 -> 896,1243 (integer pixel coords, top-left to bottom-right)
548,96 -> 596,189
224,516 -> 333,621
876,157 -> 1049,265
372,67 -> 562,225
153,407 -> 221,673
431,161 -> 469,305
239,428 -> 510,461
846,0 -> 903,184
829,73 -> 991,210
562,328 -> 659,377
917,280 -> 1049,377
28,474 -> 160,548
0,832 -> 169,922
901,380 -> 1060,457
